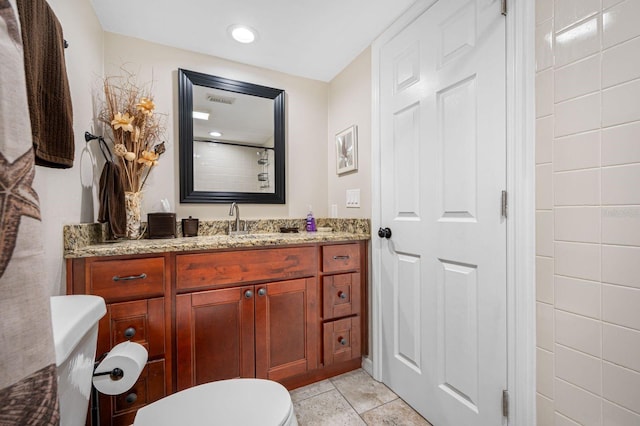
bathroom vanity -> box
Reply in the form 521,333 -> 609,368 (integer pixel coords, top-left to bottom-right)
66,224 -> 368,425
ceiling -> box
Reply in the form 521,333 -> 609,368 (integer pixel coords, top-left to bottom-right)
91,0 -> 417,82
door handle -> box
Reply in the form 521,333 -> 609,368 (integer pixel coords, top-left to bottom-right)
378,227 -> 392,239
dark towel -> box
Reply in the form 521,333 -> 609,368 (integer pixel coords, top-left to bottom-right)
98,161 -> 127,238
17,0 -> 74,169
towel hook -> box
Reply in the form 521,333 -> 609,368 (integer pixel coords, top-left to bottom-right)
85,131 -> 113,162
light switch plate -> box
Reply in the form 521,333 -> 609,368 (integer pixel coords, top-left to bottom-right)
346,189 -> 360,208
331,204 -> 338,218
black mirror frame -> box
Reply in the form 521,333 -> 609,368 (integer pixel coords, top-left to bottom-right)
178,68 -> 286,204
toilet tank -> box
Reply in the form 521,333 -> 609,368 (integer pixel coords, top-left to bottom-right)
50,295 -> 106,426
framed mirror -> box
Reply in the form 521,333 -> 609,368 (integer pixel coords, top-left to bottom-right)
178,68 -> 285,203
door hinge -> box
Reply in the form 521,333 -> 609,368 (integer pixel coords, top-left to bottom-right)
502,389 -> 509,418
501,0 -> 507,15
501,190 -> 508,219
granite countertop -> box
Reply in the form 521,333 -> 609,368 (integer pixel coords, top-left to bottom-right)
64,231 -> 369,258
64,218 -> 371,258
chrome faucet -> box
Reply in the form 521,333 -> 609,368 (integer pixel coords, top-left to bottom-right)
229,202 -> 240,232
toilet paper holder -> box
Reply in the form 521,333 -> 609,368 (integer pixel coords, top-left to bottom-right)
91,342 -> 148,426
92,366 -> 124,381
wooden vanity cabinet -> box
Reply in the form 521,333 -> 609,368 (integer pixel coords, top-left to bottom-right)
174,247 -> 319,390
66,254 -> 172,426
67,239 -> 367,424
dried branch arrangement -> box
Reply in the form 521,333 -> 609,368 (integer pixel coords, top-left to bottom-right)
100,70 -> 166,192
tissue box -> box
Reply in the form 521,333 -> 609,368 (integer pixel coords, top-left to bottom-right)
147,213 -> 176,239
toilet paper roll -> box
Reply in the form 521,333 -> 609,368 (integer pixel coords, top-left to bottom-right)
93,341 -> 148,395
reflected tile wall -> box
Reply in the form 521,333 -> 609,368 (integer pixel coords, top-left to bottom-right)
535,0 -> 640,424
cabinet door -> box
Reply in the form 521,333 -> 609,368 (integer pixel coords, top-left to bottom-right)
176,286 -> 255,391
97,298 -> 165,359
322,272 -> 361,320
101,359 -> 166,426
323,317 -> 361,366
255,278 -> 318,381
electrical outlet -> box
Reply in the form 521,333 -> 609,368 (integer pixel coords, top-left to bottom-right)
346,189 -> 360,208
331,204 -> 338,218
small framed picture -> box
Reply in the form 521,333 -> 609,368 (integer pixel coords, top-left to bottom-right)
335,125 -> 358,175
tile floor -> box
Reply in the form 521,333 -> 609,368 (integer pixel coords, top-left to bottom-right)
291,369 -> 432,426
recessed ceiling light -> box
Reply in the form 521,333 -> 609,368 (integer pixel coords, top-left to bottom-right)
193,111 -> 210,120
228,24 -> 257,44
209,131 -> 223,137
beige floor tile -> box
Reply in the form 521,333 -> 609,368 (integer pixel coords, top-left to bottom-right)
331,369 -> 398,414
291,379 -> 335,402
361,399 -> 433,426
294,389 -> 366,425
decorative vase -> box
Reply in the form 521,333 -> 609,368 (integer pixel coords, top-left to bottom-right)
124,191 -> 142,239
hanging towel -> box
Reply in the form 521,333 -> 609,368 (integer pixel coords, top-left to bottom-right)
0,0 -> 59,424
98,160 -> 127,239
17,0 -> 74,169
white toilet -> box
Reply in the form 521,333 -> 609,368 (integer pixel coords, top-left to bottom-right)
50,295 -> 298,426
133,378 -> 298,426
50,295 -> 106,426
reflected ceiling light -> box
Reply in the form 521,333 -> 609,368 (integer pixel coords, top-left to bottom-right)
228,24 -> 257,44
193,111 -> 210,120
209,131 -> 223,137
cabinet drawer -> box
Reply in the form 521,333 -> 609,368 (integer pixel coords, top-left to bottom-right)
107,359 -> 166,426
98,298 -> 165,359
176,246 -> 316,291
322,244 -> 360,273
89,257 -> 165,301
323,273 -> 361,320
323,317 -> 361,366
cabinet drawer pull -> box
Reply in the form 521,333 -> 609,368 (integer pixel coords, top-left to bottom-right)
125,392 -> 137,404
338,291 -> 347,300
244,290 -> 254,299
257,288 -> 266,297
333,255 -> 350,261
124,327 -> 136,339
113,273 -> 147,282
338,337 -> 347,346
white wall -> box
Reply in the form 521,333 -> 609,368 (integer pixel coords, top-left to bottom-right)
327,48 -> 372,218
103,32 -> 329,220
34,0 -> 104,295
535,0 -> 640,424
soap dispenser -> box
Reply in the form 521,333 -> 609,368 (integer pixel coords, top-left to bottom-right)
306,206 -> 316,232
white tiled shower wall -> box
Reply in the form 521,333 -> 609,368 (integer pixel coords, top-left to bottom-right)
193,142 -> 275,193
535,0 -> 640,424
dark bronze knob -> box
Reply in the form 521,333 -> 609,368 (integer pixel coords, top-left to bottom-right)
339,337 -> 347,346
244,290 -> 253,299
258,288 -> 266,296
124,327 -> 136,339
338,291 -> 347,300
378,227 -> 392,239
125,393 -> 137,404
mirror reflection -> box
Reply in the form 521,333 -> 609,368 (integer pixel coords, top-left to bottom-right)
192,85 -> 275,193
178,69 -> 285,204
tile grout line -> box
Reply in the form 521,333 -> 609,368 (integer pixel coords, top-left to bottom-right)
329,375 -> 366,423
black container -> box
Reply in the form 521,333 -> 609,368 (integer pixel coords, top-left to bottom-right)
182,216 -> 199,237
147,213 -> 176,238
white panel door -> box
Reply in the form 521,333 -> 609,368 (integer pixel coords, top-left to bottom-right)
378,1 -> 507,425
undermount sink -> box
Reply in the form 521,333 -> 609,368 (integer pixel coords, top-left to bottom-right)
228,232 -> 269,239
228,230 -> 250,237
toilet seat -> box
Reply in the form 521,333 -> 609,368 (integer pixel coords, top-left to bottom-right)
133,379 -> 297,426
